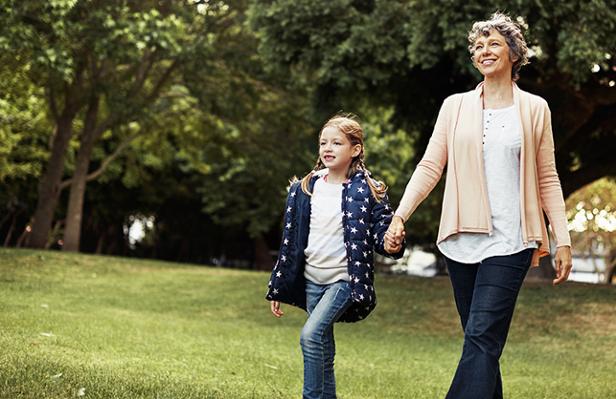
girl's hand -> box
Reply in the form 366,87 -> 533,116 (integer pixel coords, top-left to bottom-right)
553,246 -> 573,286
270,301 -> 284,318
384,238 -> 402,254
385,215 -> 405,251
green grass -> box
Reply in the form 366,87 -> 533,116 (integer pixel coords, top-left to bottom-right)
0,248 -> 614,398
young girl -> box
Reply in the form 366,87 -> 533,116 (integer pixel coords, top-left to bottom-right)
266,114 -> 404,399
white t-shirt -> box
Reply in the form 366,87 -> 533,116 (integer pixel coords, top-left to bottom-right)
438,105 -> 538,264
304,178 -> 350,284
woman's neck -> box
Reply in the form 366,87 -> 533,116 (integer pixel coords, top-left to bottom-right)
482,76 -> 514,109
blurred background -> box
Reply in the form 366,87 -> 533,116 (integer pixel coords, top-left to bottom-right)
0,0 -> 614,283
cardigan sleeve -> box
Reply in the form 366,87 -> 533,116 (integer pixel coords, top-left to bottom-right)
394,95 -> 456,222
536,102 -> 571,248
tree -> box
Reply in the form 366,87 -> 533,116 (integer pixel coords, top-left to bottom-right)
249,0 -> 616,199
249,0 -> 616,255
0,0 -> 229,250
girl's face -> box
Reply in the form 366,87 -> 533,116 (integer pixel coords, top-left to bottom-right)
472,29 -> 515,79
319,126 -> 361,174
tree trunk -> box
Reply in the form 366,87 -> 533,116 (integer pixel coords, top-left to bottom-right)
3,213 -> 17,247
63,96 -> 100,252
27,115 -> 75,248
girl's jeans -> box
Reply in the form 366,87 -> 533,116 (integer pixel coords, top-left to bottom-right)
301,279 -> 352,399
444,248 -> 533,399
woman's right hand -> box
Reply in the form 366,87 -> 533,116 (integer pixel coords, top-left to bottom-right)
270,301 -> 284,318
385,215 -> 405,252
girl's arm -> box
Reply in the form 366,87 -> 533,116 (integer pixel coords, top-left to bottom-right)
265,181 -> 300,303
371,192 -> 405,259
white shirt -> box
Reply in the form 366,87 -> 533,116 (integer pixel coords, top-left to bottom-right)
304,178 -> 350,284
438,105 -> 538,264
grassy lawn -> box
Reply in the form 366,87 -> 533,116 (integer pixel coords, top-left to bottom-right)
0,248 -> 614,398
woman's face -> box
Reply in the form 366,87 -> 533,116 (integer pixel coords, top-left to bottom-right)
472,29 -> 515,79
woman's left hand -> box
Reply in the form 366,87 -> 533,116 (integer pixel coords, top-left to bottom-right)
553,246 -> 573,286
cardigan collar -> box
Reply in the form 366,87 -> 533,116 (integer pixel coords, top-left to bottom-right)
473,81 -> 528,143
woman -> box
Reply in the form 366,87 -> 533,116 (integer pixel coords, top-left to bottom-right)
385,12 -> 573,399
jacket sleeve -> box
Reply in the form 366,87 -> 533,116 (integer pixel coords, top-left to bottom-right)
371,191 -> 405,259
265,181 -> 300,301
394,95 -> 460,222
536,102 -> 571,248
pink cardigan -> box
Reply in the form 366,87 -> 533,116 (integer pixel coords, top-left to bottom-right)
394,83 -> 571,267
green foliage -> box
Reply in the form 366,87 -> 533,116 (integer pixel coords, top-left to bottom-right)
566,177 -> 616,256
251,0 -> 616,85
0,65 -> 49,182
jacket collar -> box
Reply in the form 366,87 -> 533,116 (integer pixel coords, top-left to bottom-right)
310,168 -> 366,185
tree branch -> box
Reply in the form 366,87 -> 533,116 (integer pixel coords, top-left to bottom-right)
146,59 -> 179,103
59,133 -> 142,191
129,50 -> 156,98
562,159 -> 616,198
85,134 -> 141,183
48,85 -> 59,121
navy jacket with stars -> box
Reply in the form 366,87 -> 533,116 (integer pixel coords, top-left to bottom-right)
265,170 -> 405,322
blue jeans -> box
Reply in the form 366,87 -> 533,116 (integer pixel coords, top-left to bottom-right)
444,249 -> 533,399
301,280 -> 352,399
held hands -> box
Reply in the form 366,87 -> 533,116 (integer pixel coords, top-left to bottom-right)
553,246 -> 573,286
270,301 -> 284,318
384,215 -> 405,254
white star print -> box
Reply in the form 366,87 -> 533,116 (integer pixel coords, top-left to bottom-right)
283,238 -> 289,245
347,196 -> 353,202
364,197 -> 369,203
286,223 -> 291,229
360,205 -> 367,212
273,288 -> 279,294
355,261 -> 361,266
281,255 -> 287,262
290,192 -> 296,197
359,294 -> 364,300
350,227 -> 358,234
363,251 -> 367,257
357,187 -> 364,193
359,218 -> 364,224
276,271 -> 282,277
354,277 -> 360,283
351,243 -> 358,250
346,211 -> 353,218
287,206 -> 292,213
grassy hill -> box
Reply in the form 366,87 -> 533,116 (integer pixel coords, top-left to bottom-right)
1,248 -> 614,398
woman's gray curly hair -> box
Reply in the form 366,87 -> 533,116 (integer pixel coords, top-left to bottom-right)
468,12 -> 529,81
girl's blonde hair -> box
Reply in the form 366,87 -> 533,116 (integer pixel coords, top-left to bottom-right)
299,114 -> 387,202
